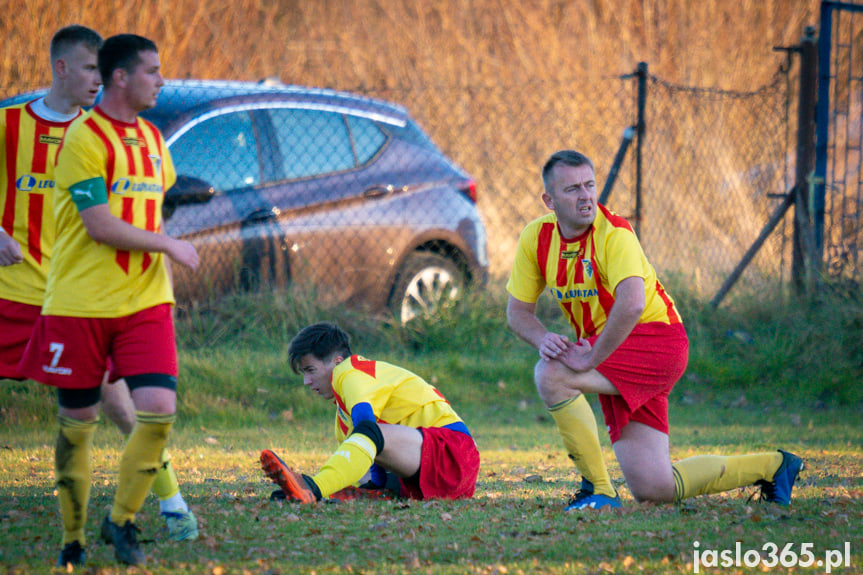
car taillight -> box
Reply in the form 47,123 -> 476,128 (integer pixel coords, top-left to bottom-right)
458,179 -> 477,203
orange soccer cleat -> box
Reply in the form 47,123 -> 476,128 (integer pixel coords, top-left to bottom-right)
260,449 -> 317,504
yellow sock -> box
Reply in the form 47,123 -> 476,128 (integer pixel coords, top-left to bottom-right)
56,416 -> 98,545
150,451 -> 180,501
312,434 -> 377,498
549,395 -> 615,496
111,412 -> 175,524
672,452 -> 783,501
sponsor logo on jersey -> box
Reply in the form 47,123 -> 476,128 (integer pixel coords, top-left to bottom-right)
111,178 -> 162,194
112,179 -> 131,194
38,134 -> 63,146
122,136 -> 142,147
561,250 -> 580,259
550,287 -> 599,301
17,175 -> 55,191
15,175 -> 37,191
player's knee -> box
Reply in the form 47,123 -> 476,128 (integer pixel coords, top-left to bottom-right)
352,419 -> 384,455
627,476 -> 674,503
533,360 -> 574,405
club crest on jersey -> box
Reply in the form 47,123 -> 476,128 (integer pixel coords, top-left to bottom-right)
148,154 -> 162,173
582,259 -> 594,279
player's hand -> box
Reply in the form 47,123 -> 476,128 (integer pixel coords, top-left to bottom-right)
166,238 -> 199,271
558,338 -> 594,373
0,232 -> 23,266
539,332 -> 569,361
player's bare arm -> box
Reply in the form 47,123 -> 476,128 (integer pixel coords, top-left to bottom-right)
79,203 -> 199,270
0,230 -> 24,266
506,295 -> 570,360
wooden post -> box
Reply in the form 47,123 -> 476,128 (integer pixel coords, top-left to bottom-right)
792,26 -> 819,293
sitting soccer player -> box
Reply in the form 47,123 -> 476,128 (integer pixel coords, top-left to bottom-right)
261,322 -> 479,503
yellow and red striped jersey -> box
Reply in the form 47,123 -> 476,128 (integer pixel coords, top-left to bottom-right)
507,205 -> 682,339
44,106 -> 176,318
331,355 -> 464,442
0,101 -> 81,305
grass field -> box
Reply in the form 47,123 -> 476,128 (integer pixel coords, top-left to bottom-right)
1,286 -> 861,573
1,402 -> 860,574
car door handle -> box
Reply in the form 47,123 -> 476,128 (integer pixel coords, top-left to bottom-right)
362,185 -> 392,199
244,207 -> 279,224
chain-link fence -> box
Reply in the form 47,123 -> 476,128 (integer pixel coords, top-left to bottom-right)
2,64 -> 797,314
364,78 -> 636,278
637,71 -> 794,296
365,66 -> 795,300
818,1 -> 863,282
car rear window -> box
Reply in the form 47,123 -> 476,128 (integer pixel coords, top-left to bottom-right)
345,115 -> 387,165
269,108 -> 354,179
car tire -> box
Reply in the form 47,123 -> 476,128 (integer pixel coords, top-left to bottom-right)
390,252 -> 466,324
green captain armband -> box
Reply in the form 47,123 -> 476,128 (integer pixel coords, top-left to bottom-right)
68,177 -> 108,211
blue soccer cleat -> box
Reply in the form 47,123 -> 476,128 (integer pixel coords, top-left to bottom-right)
162,509 -> 199,541
565,478 -> 622,511
100,515 -> 145,566
56,540 -> 85,568
756,449 -> 803,506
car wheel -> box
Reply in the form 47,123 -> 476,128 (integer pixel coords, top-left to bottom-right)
390,252 -> 466,324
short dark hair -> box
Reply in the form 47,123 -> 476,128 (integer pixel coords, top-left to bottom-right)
50,25 -> 102,61
541,150 -> 595,192
98,34 -> 158,89
288,322 -> 352,374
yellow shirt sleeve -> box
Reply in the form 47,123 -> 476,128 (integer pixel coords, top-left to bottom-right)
55,122 -> 108,197
601,226 -> 650,294
506,221 -> 546,303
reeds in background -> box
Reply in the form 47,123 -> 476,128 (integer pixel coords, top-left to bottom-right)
0,0 -> 831,289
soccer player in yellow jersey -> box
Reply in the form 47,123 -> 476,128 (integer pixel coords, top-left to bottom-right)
507,150 -> 802,511
260,322 -> 479,503
0,27 -> 198,567
18,34 -> 199,567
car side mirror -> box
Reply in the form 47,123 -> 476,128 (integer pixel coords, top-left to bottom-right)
163,175 -> 215,219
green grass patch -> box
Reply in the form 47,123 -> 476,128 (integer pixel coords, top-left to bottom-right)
1,283 -> 861,572
1,409 -> 861,574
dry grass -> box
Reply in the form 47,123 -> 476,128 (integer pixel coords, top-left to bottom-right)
0,0 -> 831,287
1,0 -> 823,92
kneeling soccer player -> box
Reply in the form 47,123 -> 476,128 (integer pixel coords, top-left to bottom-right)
507,150 -> 803,511
261,322 -> 479,503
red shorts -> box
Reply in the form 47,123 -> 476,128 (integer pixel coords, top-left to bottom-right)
589,322 -> 689,444
18,304 -> 177,389
399,427 -> 479,500
0,298 -> 41,379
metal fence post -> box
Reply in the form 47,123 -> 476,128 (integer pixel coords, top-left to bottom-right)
792,26 -> 819,293
635,62 -> 647,238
